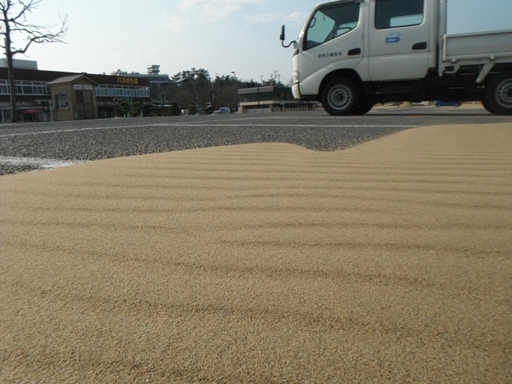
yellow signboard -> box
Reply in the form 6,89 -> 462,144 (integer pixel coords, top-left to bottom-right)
116,77 -> 139,85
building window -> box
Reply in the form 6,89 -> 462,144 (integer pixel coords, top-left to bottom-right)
96,84 -> 150,98
375,0 -> 424,29
56,94 -> 68,108
0,80 -> 50,95
23,83 -> 33,94
15,80 -> 23,94
0,80 -> 8,95
32,81 -> 46,95
97,85 -> 107,96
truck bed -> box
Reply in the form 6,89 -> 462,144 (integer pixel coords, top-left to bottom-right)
442,30 -> 512,64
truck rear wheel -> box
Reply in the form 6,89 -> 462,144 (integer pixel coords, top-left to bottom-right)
483,72 -> 512,115
321,78 -> 360,115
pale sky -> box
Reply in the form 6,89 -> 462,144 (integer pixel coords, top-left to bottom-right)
10,0 -> 512,85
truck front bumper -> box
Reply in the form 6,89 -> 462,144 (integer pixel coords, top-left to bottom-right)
292,83 -> 301,99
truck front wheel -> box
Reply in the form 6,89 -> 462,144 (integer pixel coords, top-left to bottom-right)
353,99 -> 374,115
321,78 -> 360,115
483,72 -> 512,115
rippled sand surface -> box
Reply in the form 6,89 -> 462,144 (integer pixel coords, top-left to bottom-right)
1,124 -> 511,383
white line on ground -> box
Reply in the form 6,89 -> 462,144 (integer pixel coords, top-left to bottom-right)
0,156 -> 86,169
0,124 -> 170,138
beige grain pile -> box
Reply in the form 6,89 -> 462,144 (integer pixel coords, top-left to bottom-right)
1,123 -> 511,383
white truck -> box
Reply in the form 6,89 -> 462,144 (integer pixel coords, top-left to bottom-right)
280,0 -> 512,115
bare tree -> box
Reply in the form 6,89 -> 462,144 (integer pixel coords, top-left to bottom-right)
0,0 -> 67,122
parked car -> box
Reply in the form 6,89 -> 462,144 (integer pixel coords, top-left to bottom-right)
212,107 -> 231,114
435,101 -> 462,107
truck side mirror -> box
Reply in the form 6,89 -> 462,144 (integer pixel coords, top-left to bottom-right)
280,25 -> 296,48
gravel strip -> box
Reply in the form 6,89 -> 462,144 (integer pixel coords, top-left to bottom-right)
0,116 -> 410,175
0,163 -> 40,175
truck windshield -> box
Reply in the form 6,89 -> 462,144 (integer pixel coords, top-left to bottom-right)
304,2 -> 360,51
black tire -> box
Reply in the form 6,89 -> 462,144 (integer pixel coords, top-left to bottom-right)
483,72 -> 512,115
321,78 -> 360,115
352,99 -> 374,115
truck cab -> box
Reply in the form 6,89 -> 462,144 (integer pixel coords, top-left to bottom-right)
281,0 -> 512,115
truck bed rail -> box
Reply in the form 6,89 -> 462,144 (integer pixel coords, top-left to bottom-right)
442,30 -> 512,64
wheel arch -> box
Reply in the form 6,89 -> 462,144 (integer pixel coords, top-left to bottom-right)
483,68 -> 512,86
319,69 -> 365,99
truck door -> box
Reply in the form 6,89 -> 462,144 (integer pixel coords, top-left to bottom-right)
368,0 -> 430,81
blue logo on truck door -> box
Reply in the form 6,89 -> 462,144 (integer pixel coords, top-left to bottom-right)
385,33 -> 401,44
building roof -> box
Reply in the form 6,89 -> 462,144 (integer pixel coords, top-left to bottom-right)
47,74 -> 98,86
0,67 -> 151,87
0,58 -> 38,70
